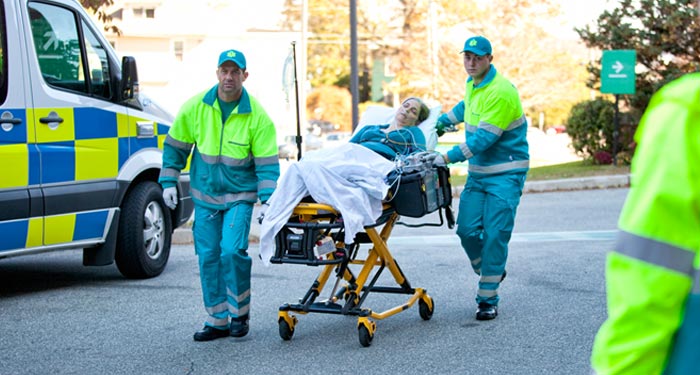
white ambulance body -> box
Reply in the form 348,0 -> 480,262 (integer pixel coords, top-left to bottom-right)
0,0 -> 193,278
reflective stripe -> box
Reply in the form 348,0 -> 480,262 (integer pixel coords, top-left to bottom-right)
479,122 -> 503,136
229,304 -> 250,316
159,167 -> 180,179
191,188 -> 258,205
258,180 -> 277,191
468,160 -> 529,174
205,302 -> 228,315
459,143 -> 474,159
165,134 -> 193,151
478,289 -> 498,298
480,275 -> 502,283
446,111 -> 460,124
254,155 -> 279,166
200,153 -> 252,167
228,288 -> 251,303
205,317 -> 229,327
465,124 -> 477,133
505,115 -> 527,131
471,257 -> 481,266
615,230 -> 695,277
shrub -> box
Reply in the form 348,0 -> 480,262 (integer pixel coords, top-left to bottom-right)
566,98 -> 637,164
566,98 -> 615,160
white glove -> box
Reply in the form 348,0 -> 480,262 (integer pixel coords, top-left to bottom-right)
433,153 -> 448,167
162,187 -> 178,210
257,202 -> 269,224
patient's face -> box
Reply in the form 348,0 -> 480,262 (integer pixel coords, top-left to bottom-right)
396,99 -> 422,127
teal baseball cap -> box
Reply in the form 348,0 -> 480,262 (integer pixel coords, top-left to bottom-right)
218,49 -> 246,69
462,36 -> 492,56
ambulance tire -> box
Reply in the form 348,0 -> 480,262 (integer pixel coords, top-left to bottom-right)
115,181 -> 173,279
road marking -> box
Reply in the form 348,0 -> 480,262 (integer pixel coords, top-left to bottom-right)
387,230 -> 617,246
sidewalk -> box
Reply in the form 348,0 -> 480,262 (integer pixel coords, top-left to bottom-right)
171,174 -> 631,245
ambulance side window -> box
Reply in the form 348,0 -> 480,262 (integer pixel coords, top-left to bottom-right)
81,20 -> 112,100
28,2 -> 111,100
29,3 -> 83,90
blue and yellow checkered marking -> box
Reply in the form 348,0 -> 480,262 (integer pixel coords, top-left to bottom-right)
1,107 -> 171,188
0,210 -> 111,252
0,220 -> 29,251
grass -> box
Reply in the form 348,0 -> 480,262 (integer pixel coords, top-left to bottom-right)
449,161 -> 631,186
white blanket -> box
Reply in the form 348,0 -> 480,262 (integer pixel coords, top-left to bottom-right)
259,143 -> 396,266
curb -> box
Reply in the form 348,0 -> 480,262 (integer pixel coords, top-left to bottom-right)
172,174 -> 631,245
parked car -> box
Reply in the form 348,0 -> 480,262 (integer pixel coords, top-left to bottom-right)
546,125 -> 567,135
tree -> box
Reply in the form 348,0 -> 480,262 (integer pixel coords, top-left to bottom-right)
79,0 -> 119,33
281,0 -> 591,128
576,0 -> 700,118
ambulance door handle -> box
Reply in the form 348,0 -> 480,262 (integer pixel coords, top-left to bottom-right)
1,111 -> 22,132
39,111 -> 64,130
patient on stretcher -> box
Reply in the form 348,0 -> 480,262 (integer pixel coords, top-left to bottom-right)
258,97 -> 433,265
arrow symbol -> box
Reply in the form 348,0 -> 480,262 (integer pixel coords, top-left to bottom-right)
612,61 -> 624,74
43,31 -> 59,50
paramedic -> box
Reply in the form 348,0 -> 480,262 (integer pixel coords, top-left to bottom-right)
433,35 -> 529,321
349,97 -> 430,159
589,54 -> 700,375
159,49 -> 280,341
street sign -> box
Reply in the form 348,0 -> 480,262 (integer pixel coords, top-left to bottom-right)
601,50 -> 636,94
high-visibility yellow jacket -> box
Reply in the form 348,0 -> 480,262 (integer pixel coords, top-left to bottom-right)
159,85 -> 280,209
591,73 -> 700,375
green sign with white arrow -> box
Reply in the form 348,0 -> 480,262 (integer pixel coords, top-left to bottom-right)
601,50 -> 636,94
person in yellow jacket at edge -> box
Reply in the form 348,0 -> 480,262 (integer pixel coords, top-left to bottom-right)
159,49 -> 280,342
590,2 -> 700,370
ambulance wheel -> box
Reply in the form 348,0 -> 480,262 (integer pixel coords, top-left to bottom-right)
419,296 -> 434,320
358,324 -> 373,347
116,181 -> 172,279
279,319 -> 294,341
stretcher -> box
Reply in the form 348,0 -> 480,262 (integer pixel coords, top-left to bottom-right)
270,159 -> 454,347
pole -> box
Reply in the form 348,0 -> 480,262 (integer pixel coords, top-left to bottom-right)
350,0 -> 359,131
291,41 -> 302,161
613,94 -> 619,166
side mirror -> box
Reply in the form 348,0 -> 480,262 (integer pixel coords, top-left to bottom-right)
120,56 -> 139,100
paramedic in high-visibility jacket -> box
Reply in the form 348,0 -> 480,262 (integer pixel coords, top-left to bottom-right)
433,35 -> 529,321
158,49 -> 280,341
590,72 -> 700,373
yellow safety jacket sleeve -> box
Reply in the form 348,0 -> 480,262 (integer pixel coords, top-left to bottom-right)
591,73 -> 700,375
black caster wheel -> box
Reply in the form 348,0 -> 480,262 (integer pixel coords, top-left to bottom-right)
358,324 -> 373,347
278,318 -> 294,341
419,296 -> 434,320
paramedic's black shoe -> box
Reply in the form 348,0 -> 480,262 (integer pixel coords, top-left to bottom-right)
193,326 -> 229,341
501,270 -> 507,282
476,302 -> 498,321
230,316 -> 249,338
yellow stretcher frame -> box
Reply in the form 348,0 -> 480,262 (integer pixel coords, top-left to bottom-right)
271,202 -> 435,347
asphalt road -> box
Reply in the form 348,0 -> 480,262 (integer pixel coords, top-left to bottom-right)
0,188 -> 628,375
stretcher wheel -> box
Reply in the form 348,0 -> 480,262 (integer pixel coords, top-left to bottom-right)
419,296 -> 434,320
279,319 -> 294,341
358,325 -> 373,347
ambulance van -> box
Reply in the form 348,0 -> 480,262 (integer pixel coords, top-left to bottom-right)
0,0 -> 193,278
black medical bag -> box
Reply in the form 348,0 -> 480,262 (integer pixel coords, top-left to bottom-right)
387,166 -> 452,218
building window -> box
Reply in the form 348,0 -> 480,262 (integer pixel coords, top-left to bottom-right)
133,8 -> 155,18
173,40 -> 183,62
